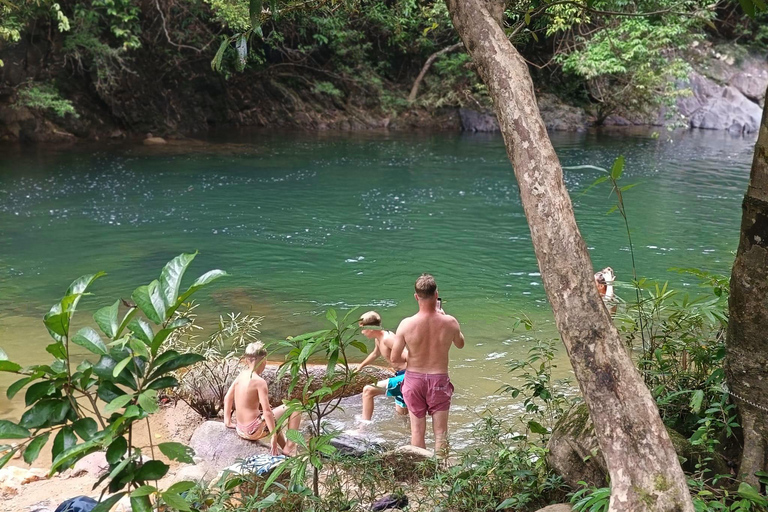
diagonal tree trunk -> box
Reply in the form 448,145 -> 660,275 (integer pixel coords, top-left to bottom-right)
444,1 -> 694,510
726,84 -> 768,488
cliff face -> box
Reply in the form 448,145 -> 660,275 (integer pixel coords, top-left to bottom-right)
0,30 -> 765,143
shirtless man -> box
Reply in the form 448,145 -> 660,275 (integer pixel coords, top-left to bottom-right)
223,341 -> 302,456
390,274 -> 464,453
594,266 -> 617,314
357,311 -> 408,421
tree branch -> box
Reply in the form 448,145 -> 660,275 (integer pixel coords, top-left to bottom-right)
408,42 -> 464,102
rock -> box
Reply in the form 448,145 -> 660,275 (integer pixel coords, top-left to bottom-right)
371,493 -> 408,511
179,362 -> 392,418
113,495 -> 132,512
376,445 -> 436,484
729,68 -> 768,104
172,462 -> 217,485
143,136 -> 167,145
28,501 -> 54,512
189,420 -> 270,473
535,505 -> 572,512
690,86 -> 763,134
676,72 -> 764,134
330,433 -> 385,457
0,466 -> 47,495
537,93 -> 589,132
547,403 -> 731,489
459,108 -> 499,132
602,114 -> 633,126
71,451 -> 109,478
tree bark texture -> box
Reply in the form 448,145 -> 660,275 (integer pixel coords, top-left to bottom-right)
444,1 -> 694,510
726,84 -> 768,487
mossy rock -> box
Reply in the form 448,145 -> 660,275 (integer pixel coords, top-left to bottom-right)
547,403 -> 730,488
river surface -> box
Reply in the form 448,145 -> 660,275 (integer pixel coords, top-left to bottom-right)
0,129 -> 755,448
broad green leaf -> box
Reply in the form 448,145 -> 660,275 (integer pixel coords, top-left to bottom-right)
113,356 -> 132,379
20,399 -> 69,429
161,491 -> 190,512
326,308 -> 337,324
527,420 -> 549,435
136,460 -> 169,481
94,301 -> 120,339
43,302 -> 68,340
174,270 -> 227,312
148,280 -> 167,322
6,376 -> 33,399
159,253 -> 196,310
128,318 -> 154,345
129,339 -> 150,360
145,376 -> 179,391
25,381 -> 55,406
150,318 -> 191,356
0,450 -> 15,470
158,442 -> 195,464
116,307 -> 138,339
350,340 -> 368,354
130,485 -> 157,497
65,272 -> 105,308
97,381 -> 126,403
262,461 -> 288,491
610,155 -> 625,180
72,418 -> 99,441
131,284 -> 162,324
525,11 -> 531,24
138,390 -> 159,414
285,429 -> 307,449
91,492 -> 126,512
739,0 -> 756,17
129,496 -> 152,512
45,342 -> 67,360
0,360 -> 21,373
23,432 -> 50,464
52,426 -> 77,463
104,394 -> 133,413
738,482 -> 768,506
167,481 -> 196,494
72,327 -> 108,356
106,437 -> 128,465
148,353 -> 204,381
690,389 -> 704,414
0,420 -> 30,440
211,37 -> 229,72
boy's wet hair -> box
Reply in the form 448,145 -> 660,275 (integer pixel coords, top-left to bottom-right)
415,273 -> 437,299
359,311 -> 382,327
244,341 -> 267,360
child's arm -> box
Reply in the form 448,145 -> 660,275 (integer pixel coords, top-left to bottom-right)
357,340 -> 381,371
223,381 -> 236,428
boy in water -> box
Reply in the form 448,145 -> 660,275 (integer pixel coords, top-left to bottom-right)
224,341 -> 302,456
357,311 -> 409,421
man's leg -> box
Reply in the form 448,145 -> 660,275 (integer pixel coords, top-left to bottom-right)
273,404 -> 301,456
361,380 -> 387,421
431,410 -> 449,456
409,411 -> 427,449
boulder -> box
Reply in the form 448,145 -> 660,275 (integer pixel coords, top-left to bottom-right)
537,93 -> 589,132
676,72 -> 764,134
189,421 -> 270,474
729,69 -> 768,104
329,433 -> 385,457
547,403 -> 731,489
535,505 -> 572,512
143,136 -> 167,145
178,362 -> 392,418
172,462 -> 218,485
377,445 -> 436,484
459,108 -> 499,132
28,501 -> 54,512
71,451 -> 109,478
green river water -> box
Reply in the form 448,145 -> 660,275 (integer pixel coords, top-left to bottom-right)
0,129 -> 756,447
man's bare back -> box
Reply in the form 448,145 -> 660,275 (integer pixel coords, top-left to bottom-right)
393,311 -> 463,374
231,370 -> 268,426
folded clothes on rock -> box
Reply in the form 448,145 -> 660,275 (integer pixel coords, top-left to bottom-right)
225,454 -> 287,476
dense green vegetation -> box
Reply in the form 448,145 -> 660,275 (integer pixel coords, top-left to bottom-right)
0,0 -> 764,127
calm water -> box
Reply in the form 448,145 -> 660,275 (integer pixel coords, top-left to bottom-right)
0,129 -> 755,447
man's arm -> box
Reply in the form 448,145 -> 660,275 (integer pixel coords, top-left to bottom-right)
257,381 -> 277,435
356,340 -> 381,371
223,381 -> 236,428
390,320 -> 408,364
452,318 -> 465,349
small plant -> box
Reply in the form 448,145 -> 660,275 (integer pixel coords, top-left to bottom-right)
265,308 -> 368,498
570,485 -> 611,512
0,253 -> 226,511
170,310 -> 264,418
16,82 -> 78,118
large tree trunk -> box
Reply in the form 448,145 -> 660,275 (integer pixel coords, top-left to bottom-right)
726,85 -> 768,488
444,1 -> 694,511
